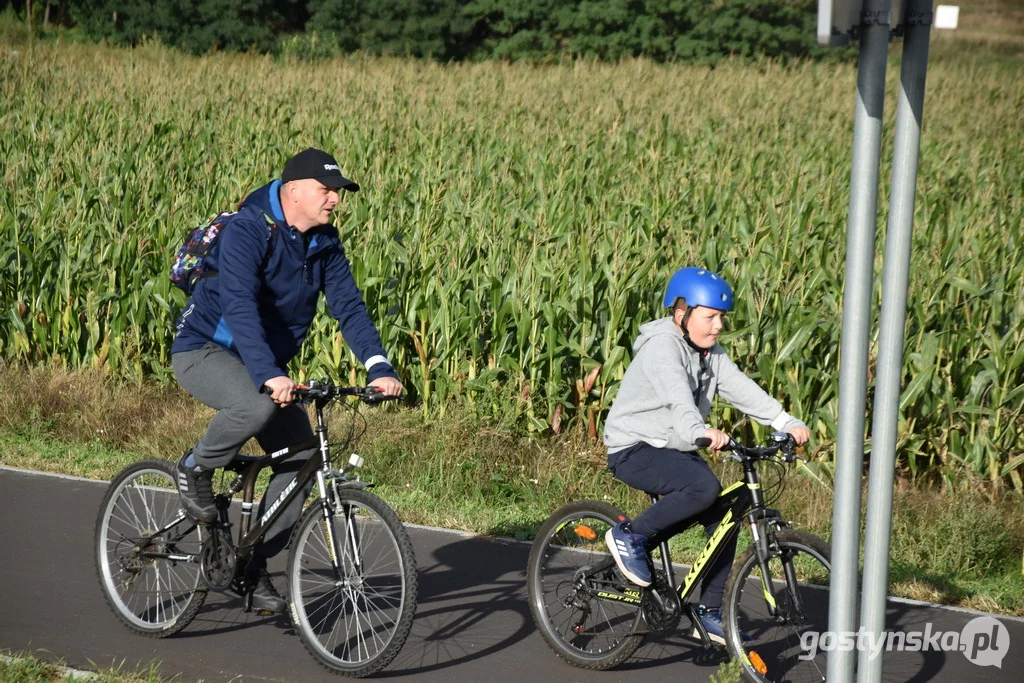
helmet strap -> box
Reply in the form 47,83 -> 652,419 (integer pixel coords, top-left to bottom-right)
675,306 -> 693,340
676,308 -> 711,356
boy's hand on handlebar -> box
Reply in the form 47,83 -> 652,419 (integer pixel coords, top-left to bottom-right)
264,376 -> 298,406
703,428 -> 731,451
369,376 -> 403,397
787,426 -> 810,446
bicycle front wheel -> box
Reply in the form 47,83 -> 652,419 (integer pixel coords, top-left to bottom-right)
287,488 -> 418,677
94,458 -> 206,636
527,500 -> 646,670
723,529 -> 832,683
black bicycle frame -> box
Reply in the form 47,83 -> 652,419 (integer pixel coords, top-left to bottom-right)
150,397 -> 361,577
226,396 -> 368,571
587,453 -> 786,618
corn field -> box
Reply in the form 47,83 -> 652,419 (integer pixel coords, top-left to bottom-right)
1,42 -> 1022,488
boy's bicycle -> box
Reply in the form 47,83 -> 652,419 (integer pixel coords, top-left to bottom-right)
527,432 -> 831,683
94,382 -> 417,678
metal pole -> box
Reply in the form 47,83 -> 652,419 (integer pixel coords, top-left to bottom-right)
828,2 -> 892,681
857,2 -> 932,680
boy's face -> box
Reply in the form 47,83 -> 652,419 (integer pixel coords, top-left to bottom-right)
680,305 -> 726,348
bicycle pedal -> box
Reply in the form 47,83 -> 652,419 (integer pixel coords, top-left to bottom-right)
254,608 -> 275,616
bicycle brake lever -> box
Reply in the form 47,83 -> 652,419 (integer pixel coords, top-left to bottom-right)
360,390 -> 399,405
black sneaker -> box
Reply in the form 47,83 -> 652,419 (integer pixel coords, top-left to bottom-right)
175,450 -> 217,523
251,571 -> 287,614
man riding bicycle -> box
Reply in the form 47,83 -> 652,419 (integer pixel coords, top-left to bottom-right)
170,148 -> 402,613
602,267 -> 809,644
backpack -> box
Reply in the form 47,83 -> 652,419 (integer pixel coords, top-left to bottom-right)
170,211 -> 276,294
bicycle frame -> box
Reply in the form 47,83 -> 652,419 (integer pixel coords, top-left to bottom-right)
583,450 -> 790,620
133,391 -> 370,581
224,395 -> 368,575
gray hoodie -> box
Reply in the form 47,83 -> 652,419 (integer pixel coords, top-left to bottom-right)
603,317 -> 806,454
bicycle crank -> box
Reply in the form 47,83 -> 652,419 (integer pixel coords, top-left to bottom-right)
641,572 -> 682,635
199,527 -> 236,590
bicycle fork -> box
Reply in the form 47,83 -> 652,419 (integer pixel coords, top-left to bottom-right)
317,454 -> 371,582
749,517 -> 807,623
749,517 -> 780,617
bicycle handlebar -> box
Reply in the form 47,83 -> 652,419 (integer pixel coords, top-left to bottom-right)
696,432 -> 801,463
259,382 -> 401,404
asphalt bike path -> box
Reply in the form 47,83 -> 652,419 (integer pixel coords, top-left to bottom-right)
1,467 -> 1020,682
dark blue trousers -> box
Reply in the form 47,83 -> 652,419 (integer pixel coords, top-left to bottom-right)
608,442 -> 738,609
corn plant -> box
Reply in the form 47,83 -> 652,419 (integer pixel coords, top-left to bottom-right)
1,42 -> 1022,488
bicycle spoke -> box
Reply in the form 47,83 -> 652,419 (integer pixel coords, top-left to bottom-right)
527,505 -> 645,669
289,490 -> 416,675
96,461 -> 205,636
726,531 -> 831,683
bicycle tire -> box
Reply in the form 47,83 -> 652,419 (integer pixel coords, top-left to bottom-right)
527,500 -> 646,670
723,529 -> 832,683
95,458 -> 207,637
286,488 -> 418,677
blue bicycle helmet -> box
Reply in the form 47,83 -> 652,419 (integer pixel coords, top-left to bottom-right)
663,267 -> 734,310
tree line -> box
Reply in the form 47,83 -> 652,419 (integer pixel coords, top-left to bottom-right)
6,0 -> 828,63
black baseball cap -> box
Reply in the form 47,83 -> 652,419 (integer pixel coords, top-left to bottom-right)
281,148 -> 360,192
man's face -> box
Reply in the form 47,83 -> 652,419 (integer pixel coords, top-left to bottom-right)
681,305 -> 726,348
287,179 -> 340,231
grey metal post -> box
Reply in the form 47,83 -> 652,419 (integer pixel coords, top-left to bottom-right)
828,2 -> 892,681
857,2 -> 932,681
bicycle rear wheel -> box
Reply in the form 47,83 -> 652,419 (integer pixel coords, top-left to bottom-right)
527,500 -> 646,670
95,458 -> 206,636
287,488 -> 418,677
723,529 -> 831,683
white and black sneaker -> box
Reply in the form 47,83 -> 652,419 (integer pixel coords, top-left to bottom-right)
175,450 -> 217,523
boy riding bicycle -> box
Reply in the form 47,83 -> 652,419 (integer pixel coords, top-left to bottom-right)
603,267 -> 809,644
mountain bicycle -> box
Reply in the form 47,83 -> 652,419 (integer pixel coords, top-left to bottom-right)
94,382 -> 417,677
527,432 -> 832,683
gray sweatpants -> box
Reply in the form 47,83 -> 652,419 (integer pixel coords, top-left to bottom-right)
172,342 -> 315,563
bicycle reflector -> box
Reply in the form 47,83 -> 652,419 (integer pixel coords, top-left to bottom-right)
574,525 -> 598,541
748,650 -> 768,676
349,453 -> 364,468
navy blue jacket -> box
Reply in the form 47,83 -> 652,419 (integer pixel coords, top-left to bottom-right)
172,180 -> 397,389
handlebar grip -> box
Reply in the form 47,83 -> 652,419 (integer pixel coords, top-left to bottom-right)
261,384 -> 310,396
695,438 -> 712,449
361,390 -> 401,404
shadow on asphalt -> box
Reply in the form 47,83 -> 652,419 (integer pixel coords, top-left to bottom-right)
139,532 -> 951,682
381,536 -> 533,676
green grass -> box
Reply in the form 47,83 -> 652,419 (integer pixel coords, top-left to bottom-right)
3,362 -> 1022,616
0,650 -> 167,683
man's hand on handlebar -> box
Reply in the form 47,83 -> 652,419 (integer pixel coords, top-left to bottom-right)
369,376 -> 403,397
264,375 -> 298,406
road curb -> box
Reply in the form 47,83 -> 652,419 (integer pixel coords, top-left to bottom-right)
1,652 -> 97,680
